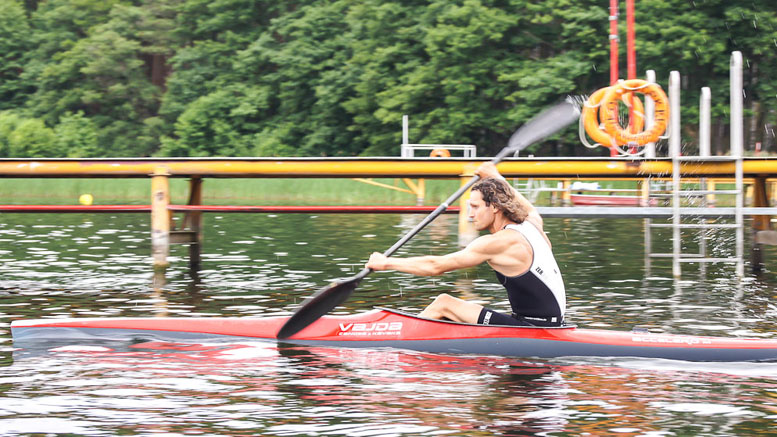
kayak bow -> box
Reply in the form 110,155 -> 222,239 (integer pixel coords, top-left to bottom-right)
11,308 -> 777,362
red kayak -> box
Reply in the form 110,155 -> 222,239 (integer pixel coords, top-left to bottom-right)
11,308 -> 777,362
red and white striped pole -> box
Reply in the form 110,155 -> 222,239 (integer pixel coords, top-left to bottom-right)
609,0 -> 619,86
608,0 -> 619,156
625,0 -> 638,153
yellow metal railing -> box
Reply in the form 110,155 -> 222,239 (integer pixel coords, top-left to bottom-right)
2,157 -> 777,178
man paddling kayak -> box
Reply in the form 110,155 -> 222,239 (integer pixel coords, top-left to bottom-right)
366,162 -> 566,327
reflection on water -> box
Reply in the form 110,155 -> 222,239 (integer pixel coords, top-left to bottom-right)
2,212 -> 777,435
5,340 -> 777,435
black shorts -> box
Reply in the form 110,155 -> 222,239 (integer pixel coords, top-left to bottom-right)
477,308 -> 563,327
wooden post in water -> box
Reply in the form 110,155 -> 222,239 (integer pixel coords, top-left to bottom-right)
168,177 -> 204,273
185,177 -> 203,271
151,166 -> 171,271
751,177 -> 772,273
561,180 -> 571,205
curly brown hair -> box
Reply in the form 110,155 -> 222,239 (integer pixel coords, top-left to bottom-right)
471,178 -> 528,223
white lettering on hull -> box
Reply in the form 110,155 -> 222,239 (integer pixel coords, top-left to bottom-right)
631,335 -> 713,346
337,322 -> 403,336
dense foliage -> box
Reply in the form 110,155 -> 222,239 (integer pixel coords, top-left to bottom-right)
0,0 -> 775,157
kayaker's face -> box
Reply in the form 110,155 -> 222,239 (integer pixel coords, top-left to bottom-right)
468,191 -> 496,231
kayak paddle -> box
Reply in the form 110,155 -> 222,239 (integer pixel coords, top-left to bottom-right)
277,99 -> 581,339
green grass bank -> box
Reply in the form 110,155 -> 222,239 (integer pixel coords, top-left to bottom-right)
0,178 -> 465,206
0,177 -> 738,206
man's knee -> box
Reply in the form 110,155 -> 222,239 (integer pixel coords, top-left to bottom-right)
432,293 -> 455,306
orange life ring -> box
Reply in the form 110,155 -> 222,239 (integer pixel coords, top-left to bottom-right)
429,148 -> 451,157
599,79 -> 669,146
582,87 -> 645,146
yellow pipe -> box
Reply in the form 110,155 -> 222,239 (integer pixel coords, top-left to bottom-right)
2,158 -> 777,178
352,178 -> 414,194
401,178 -> 421,197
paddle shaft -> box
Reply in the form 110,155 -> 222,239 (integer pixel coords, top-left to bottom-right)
276,99 -> 581,339
349,145 -> 518,283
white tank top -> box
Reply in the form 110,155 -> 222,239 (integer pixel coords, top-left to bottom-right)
496,222 -> 566,319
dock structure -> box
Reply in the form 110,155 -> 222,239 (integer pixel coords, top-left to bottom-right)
1,156 -> 777,275
2,53 -> 763,277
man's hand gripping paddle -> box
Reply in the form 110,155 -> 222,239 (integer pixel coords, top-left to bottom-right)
277,99 -> 581,339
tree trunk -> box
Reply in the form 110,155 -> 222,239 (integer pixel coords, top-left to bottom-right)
150,54 -> 169,90
747,61 -> 759,153
750,100 -> 761,153
714,117 -> 726,155
764,108 -> 776,154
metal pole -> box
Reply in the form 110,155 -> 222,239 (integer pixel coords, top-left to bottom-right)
187,177 -> 203,272
625,0 -> 637,132
609,0 -> 619,85
730,53 -> 743,158
626,0 -> 636,80
669,71 -> 682,277
699,87 -> 712,156
731,51 -> 744,277
644,70 -> 656,158
401,115 -> 409,158
699,87 -> 711,276
644,70 -> 656,272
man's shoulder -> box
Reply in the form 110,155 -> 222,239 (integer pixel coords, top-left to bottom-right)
469,229 -> 524,252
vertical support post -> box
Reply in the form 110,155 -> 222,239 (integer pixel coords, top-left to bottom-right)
151,166 -> 171,272
731,51 -> 745,277
187,177 -> 203,272
699,87 -> 711,274
561,180 -> 571,205
700,88 -> 715,205
625,0 -> 637,130
751,177 -> 770,273
638,179 -> 649,206
626,0 -> 636,80
401,115 -> 410,158
669,71 -> 682,277
669,72 -> 682,274
699,88 -> 712,156
643,67 -> 656,267
608,0 -> 619,85
644,218 -> 652,275
644,70 -> 656,158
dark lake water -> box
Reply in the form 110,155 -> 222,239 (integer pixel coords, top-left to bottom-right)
2,211 -> 777,435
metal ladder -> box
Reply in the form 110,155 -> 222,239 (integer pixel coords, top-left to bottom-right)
644,59 -> 745,277
646,155 -> 744,277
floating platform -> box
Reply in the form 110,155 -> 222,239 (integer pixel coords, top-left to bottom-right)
1,156 -> 776,273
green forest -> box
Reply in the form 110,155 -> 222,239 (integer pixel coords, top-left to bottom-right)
0,0 -> 775,158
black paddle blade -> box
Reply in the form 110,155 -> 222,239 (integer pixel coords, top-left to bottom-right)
506,98 -> 581,153
276,275 -> 362,339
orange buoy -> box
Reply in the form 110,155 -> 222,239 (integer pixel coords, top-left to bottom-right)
599,79 -> 669,146
429,148 -> 451,157
582,87 -> 645,146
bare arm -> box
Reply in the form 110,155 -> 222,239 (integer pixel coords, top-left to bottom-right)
366,235 -> 504,276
